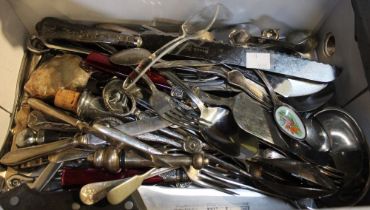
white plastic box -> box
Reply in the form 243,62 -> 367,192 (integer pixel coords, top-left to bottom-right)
0,0 -> 369,208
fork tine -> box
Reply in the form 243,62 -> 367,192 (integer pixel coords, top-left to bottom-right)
163,111 -> 192,126
170,107 -> 200,126
318,167 -> 345,180
160,113 -> 189,127
333,180 -> 344,186
200,168 -> 288,199
201,168 -> 249,189
207,155 -> 250,177
165,111 -> 199,129
162,112 -> 198,131
318,165 -> 345,176
184,166 -> 236,195
153,100 -> 195,128
192,176 -> 237,195
197,173 -> 238,194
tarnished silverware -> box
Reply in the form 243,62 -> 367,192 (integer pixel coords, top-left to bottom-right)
30,148 -> 93,191
106,167 -> 176,205
0,134 -> 105,166
36,17 -> 142,47
162,71 -> 258,158
87,147 -> 208,173
80,167 -> 175,205
123,4 -> 222,90
27,110 -> 77,132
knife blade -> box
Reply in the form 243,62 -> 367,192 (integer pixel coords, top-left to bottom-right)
36,17 -> 142,47
85,116 -> 172,144
141,34 -> 337,83
271,77 -> 327,97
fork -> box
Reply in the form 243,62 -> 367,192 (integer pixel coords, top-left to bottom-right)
184,165 -> 237,195
249,158 -> 343,190
184,164 -> 289,200
125,73 -> 200,130
160,71 -> 229,127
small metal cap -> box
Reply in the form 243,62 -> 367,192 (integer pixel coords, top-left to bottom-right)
192,153 -> 209,169
15,128 -> 37,148
9,196 -> 20,206
261,28 -> 280,40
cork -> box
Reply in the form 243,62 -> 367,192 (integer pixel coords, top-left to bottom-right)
54,89 -> 81,112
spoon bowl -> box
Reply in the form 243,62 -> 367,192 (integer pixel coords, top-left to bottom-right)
109,48 -> 151,66
196,99 -> 258,159
314,108 -> 370,207
304,117 -> 331,152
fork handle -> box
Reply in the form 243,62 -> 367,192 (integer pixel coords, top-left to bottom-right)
196,90 -> 234,108
161,71 -> 207,110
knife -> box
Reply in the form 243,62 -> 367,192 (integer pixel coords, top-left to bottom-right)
0,117 -> 172,166
0,184 -> 143,210
36,17 -> 142,47
140,33 -> 337,83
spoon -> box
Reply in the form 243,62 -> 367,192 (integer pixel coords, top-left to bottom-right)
254,69 -> 335,154
110,48 -> 151,66
254,69 -> 306,141
314,108 -> 370,207
304,117 -> 331,152
193,66 -> 271,108
123,4 -> 223,90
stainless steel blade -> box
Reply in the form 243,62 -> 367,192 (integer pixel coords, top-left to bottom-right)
141,34 -> 337,82
85,116 -> 172,144
272,78 -> 327,97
